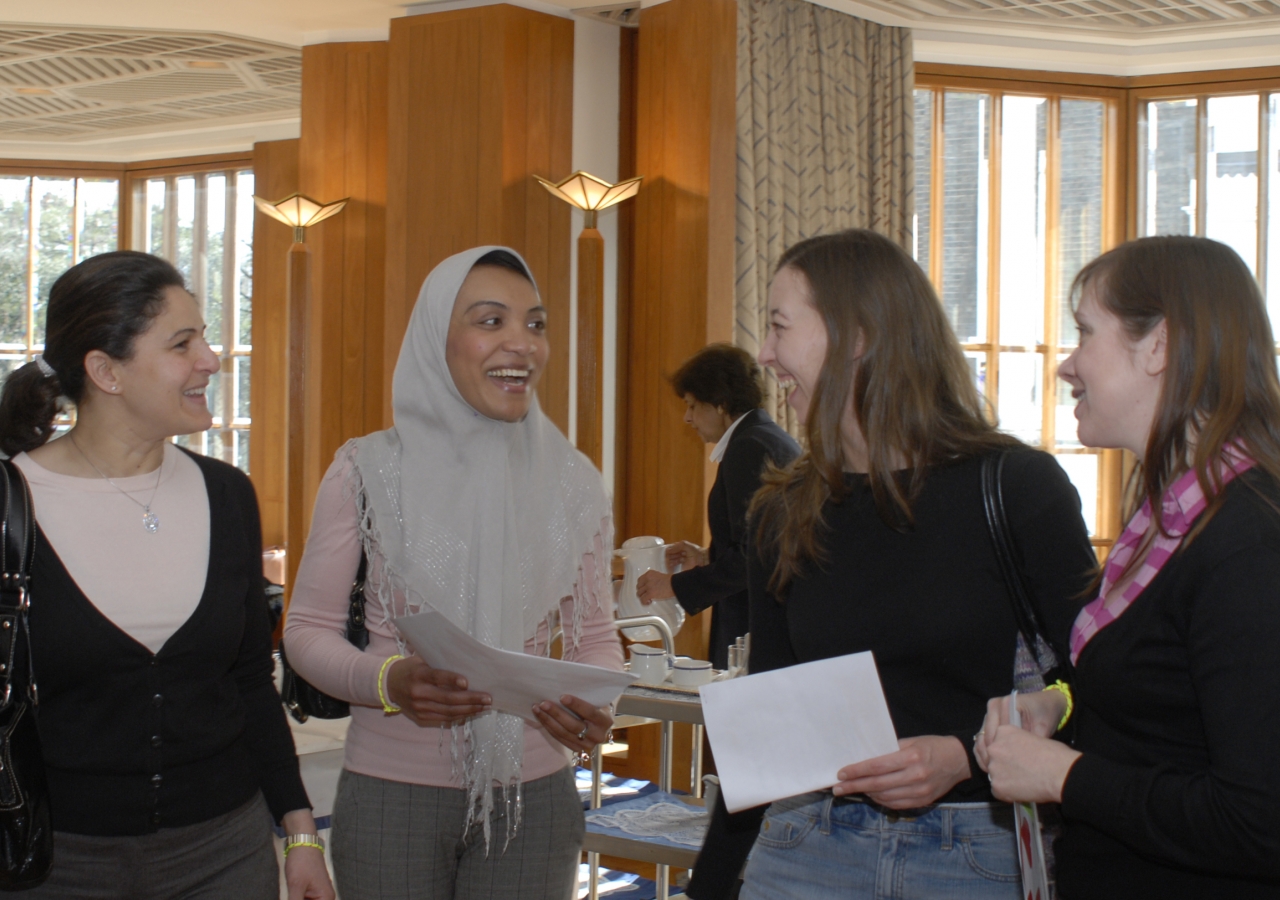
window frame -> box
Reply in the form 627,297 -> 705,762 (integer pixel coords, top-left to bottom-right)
915,67 -> 1129,553
0,161 -> 128,378
917,63 -> 1280,554
123,154 -> 254,470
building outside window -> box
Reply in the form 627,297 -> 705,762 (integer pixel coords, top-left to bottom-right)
1138,92 -> 1280,329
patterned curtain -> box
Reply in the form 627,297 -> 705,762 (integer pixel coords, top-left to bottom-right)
735,0 -> 914,435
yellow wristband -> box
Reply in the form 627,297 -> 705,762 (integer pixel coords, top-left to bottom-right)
1044,680 -> 1074,732
378,654 -> 404,714
283,841 -> 324,858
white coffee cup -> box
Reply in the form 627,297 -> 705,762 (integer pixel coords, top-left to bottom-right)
671,658 -> 713,686
629,645 -> 669,685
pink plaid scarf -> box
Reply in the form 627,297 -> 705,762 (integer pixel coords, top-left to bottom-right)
1069,450 -> 1255,664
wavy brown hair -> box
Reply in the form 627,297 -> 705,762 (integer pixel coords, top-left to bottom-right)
1072,236 -> 1280,561
751,230 -> 1020,593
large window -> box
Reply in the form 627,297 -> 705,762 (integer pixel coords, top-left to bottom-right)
1137,90 -> 1280,331
913,82 -> 1123,547
130,168 -> 256,472
0,174 -> 119,381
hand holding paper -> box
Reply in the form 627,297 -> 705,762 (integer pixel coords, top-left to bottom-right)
699,652 -> 899,813
393,610 -> 637,726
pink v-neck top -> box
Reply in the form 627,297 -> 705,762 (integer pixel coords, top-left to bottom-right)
283,454 -> 624,788
14,443 -> 210,655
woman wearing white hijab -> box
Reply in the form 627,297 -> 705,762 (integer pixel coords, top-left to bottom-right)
285,246 -> 622,900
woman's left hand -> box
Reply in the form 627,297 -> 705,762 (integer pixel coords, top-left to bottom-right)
533,694 -> 613,754
281,809 -> 335,900
985,725 -> 1082,805
636,570 -> 675,604
832,735 -> 971,809
284,846 -> 334,900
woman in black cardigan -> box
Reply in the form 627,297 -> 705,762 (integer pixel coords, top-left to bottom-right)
977,237 -> 1280,897
0,252 -> 332,900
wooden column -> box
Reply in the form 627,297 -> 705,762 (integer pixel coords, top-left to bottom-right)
249,138 -> 298,550
611,0 -> 737,791
385,3 -> 573,433
622,0 -> 736,606
283,41 -> 388,595
577,226 -> 605,466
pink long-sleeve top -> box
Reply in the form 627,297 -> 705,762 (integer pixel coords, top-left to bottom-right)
283,455 -> 624,787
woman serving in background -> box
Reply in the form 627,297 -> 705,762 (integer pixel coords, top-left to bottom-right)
637,343 -> 799,670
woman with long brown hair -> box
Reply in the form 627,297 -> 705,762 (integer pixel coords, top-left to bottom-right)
976,236 -> 1280,897
739,229 -> 1095,898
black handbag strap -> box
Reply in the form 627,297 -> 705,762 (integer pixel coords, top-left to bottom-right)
980,451 -> 1068,683
0,460 -> 35,710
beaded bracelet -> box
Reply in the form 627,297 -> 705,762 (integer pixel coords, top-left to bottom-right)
378,654 -> 404,715
1044,680 -> 1074,732
283,835 -> 325,858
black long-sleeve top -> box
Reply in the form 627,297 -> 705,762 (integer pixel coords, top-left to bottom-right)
671,408 -> 799,670
1058,470 -> 1280,898
29,449 -> 309,836
748,448 -> 1095,803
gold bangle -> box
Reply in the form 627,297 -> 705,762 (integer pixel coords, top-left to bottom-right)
378,654 -> 404,714
283,840 -> 325,858
1044,680 -> 1074,732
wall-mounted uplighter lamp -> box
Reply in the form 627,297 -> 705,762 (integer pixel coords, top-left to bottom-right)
535,171 -> 642,467
251,192 -> 348,605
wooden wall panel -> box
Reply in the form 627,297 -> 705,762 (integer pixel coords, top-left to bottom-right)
610,0 -> 736,788
621,0 -> 735,565
249,138 -> 298,549
385,4 -> 572,432
297,41 -> 388,562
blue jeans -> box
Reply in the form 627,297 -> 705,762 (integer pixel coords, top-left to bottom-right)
740,793 -> 1022,900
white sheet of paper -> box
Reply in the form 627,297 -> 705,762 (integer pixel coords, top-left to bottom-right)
699,651 -> 899,812
393,610 -> 637,725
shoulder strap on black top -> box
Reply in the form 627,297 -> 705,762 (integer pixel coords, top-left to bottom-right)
980,451 -> 1068,683
0,460 -> 35,710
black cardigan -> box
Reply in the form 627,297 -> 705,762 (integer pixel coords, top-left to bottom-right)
1059,471 -> 1280,898
748,448 -> 1096,802
670,408 -> 800,670
28,449 -> 309,836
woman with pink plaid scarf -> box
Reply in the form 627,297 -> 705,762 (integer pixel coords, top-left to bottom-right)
974,236 -> 1280,898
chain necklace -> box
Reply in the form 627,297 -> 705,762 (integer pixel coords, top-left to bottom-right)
69,435 -> 163,533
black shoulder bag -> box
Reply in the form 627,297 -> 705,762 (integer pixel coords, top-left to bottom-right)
980,451 -> 1069,691
0,459 -> 53,889
279,552 -> 368,723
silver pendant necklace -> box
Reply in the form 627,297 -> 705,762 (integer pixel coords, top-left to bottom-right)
70,435 -> 163,533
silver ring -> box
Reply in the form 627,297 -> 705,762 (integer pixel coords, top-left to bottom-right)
576,723 -> 589,741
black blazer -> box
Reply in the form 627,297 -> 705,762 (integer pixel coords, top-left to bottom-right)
28,449 -> 309,836
669,407 -> 799,669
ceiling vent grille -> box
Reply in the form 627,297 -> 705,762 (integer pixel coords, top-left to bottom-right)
0,23 -> 300,143
884,0 -> 1280,29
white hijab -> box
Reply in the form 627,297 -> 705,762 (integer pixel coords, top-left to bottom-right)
347,246 -> 612,847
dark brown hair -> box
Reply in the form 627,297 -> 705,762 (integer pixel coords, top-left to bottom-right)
1072,236 -> 1280,558
670,343 -> 763,417
0,251 -> 185,456
750,229 -> 1020,592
